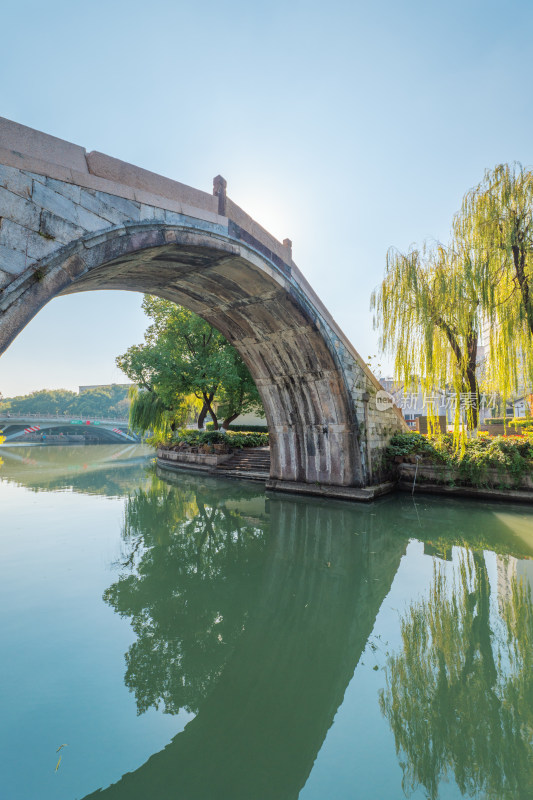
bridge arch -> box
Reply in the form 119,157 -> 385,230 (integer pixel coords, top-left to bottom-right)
0,117 -> 406,491
1,222 -> 363,486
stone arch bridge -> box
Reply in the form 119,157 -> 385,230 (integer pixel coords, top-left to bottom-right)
0,118 -> 405,498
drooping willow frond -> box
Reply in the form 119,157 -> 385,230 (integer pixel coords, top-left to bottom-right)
128,388 -> 168,436
371,240 -> 483,440
459,163 -> 533,400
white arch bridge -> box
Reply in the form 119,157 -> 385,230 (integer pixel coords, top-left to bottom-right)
0,118 -> 405,499
0,414 -> 138,442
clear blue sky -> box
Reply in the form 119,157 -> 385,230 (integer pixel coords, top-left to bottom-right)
1,0 -> 532,396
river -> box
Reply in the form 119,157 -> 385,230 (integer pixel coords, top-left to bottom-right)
1,444 -> 532,799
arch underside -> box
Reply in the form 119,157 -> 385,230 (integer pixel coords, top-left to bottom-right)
5,227 -> 364,486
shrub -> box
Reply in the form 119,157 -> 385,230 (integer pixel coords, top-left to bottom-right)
205,423 -> 268,432
484,417 -> 526,427
226,430 -> 269,448
159,429 -> 269,449
385,431 -> 533,487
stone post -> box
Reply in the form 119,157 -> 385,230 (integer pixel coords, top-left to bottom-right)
213,175 -> 227,216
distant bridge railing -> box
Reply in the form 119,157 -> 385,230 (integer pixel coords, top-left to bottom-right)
0,414 -> 131,425
0,414 -> 139,443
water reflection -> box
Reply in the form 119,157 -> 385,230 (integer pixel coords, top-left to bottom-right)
4,444 -> 532,799
380,553 -> 533,799
0,444 -> 151,495
106,476 -> 269,716
85,473 -> 408,799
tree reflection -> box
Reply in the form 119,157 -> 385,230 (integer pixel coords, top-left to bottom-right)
380,551 -> 533,800
87,481 -> 407,799
104,475 -> 268,715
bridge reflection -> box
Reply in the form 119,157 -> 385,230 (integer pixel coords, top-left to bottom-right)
85,477 -> 407,799
4,448 -> 532,799
82,470 -> 533,800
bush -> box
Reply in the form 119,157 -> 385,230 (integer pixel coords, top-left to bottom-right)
385,431 -> 533,487
161,429 -> 269,449
205,423 -> 268,432
484,417 -> 527,427
226,430 -> 269,448
385,432 -> 447,462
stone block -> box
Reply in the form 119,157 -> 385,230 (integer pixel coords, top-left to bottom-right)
32,180 -> 80,226
45,177 -> 82,204
90,190 -> 140,220
75,204 -> 113,233
60,251 -> 87,279
0,116 -> 88,173
32,180 -> 114,234
0,185 -> 40,230
39,209 -> 85,244
0,219 -> 61,264
0,244 -> 28,275
0,219 -> 59,261
139,204 -> 166,222
0,164 -> 33,199
0,268 -> 12,289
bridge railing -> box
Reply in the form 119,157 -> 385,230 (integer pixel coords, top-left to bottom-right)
0,414 -> 130,424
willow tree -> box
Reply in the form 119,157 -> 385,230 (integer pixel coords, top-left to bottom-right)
459,163 -> 533,399
371,242 -> 484,433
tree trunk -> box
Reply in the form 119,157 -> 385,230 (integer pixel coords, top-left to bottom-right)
512,244 -> 533,337
222,413 -> 240,430
197,403 -> 208,430
202,392 -> 218,430
465,334 -> 480,433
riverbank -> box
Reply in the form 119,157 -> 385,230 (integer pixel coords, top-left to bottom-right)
157,444 -> 533,504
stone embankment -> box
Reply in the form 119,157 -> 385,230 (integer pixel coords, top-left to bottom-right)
156,446 -> 395,500
399,462 -> 533,503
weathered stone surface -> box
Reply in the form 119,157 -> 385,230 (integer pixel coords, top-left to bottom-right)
0,120 -> 407,491
0,163 -> 33,198
0,185 -> 40,229
39,209 -> 86,244
0,218 -> 58,260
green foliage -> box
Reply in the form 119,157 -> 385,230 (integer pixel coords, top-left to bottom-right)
385,431 -> 533,487
372,162 -> 533,440
0,385 -> 130,418
116,296 -> 264,432
205,423 -> 268,432
371,242 -> 485,435
460,163 -> 533,396
128,387 -> 200,438
485,417 -> 532,429
384,432 -> 445,460
166,429 -> 269,449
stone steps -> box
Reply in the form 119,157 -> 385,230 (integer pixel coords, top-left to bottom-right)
215,447 -> 270,475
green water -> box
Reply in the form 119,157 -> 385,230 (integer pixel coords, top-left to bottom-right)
1,444 -> 533,800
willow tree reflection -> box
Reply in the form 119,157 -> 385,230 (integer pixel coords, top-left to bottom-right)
104,475 -> 268,716
380,551 -> 533,800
